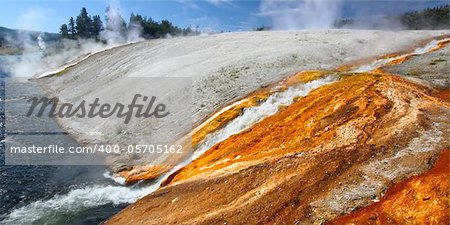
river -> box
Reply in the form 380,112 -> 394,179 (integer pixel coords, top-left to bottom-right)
0,55 -> 131,224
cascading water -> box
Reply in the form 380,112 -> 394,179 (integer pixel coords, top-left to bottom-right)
191,76 -> 337,160
353,38 -> 450,73
1,75 -> 337,225
1,184 -> 157,224
2,37 -> 448,224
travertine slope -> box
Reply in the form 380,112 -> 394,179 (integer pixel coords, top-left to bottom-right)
328,150 -> 449,224
36,31 -> 450,224
106,71 -> 449,224
39,31 -> 448,171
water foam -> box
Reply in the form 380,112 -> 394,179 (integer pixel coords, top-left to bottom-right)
191,76 -> 336,161
1,76 -> 336,225
1,184 -> 158,225
353,38 -> 450,73
103,171 -> 127,185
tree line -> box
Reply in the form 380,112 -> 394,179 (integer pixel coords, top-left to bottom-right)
129,13 -> 199,39
400,5 -> 449,29
60,7 -> 199,41
334,4 -> 449,30
60,8 -> 103,40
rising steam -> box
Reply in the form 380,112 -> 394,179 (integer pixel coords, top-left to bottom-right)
3,1 -> 142,78
258,0 -> 343,30
37,35 -> 47,51
101,2 -> 143,44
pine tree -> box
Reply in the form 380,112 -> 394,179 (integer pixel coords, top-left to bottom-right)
68,17 -> 76,39
58,6 -> 198,42
59,24 -> 69,39
160,20 -> 172,36
91,15 -> 103,40
76,7 -> 92,38
143,17 -> 159,38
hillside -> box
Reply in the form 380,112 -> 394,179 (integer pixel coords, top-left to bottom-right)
105,37 -> 449,224
0,26 -> 60,54
37,30 -> 449,172
34,30 -> 450,224
335,5 -> 450,30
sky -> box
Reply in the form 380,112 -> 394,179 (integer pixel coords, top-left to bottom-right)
0,0 -> 448,33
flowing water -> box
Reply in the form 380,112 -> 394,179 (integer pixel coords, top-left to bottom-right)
0,38 -> 447,224
0,65 -> 337,225
0,55 -> 136,224
192,76 -> 337,160
353,38 -> 450,73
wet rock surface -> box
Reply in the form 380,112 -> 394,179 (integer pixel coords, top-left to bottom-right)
384,45 -> 450,89
38,31 -> 448,171
328,150 -> 449,224
32,32 -> 449,224
105,72 -> 449,224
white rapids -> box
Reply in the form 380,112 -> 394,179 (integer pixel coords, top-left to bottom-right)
1,76 -> 336,225
0,184 -> 157,225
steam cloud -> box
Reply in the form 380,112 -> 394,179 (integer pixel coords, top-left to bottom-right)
37,35 -> 47,50
4,37 -> 113,78
259,0 -> 343,30
3,1 -> 142,78
101,2 -> 143,44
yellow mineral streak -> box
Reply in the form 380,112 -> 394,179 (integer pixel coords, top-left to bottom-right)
164,73 -> 446,185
